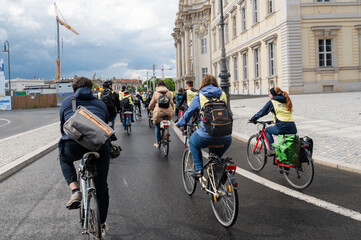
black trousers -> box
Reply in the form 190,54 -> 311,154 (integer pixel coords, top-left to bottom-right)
59,140 -> 110,224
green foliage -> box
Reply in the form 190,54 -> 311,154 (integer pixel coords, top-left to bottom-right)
154,78 -> 175,91
142,80 -> 154,91
126,85 -> 136,94
137,86 -> 146,92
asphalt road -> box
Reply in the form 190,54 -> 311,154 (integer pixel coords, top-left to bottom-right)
0,114 -> 360,239
0,108 -> 60,140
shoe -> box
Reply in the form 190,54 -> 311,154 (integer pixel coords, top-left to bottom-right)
174,119 -> 179,123
153,142 -> 160,149
191,170 -> 203,178
66,191 -> 82,209
101,222 -> 109,239
131,119 -> 135,123
267,149 -> 275,157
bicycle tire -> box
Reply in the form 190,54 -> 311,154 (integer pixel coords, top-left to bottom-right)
127,125 -> 130,135
78,174 -> 85,227
148,117 -> 153,128
246,134 -> 267,172
87,190 -> 102,238
210,172 -> 239,227
161,128 -> 169,157
181,148 -> 196,195
283,153 -> 314,190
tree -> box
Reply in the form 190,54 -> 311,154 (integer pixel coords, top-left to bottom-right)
126,85 -> 136,94
142,80 -> 154,91
155,78 -> 175,91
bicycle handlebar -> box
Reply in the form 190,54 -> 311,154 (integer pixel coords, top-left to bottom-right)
248,120 -> 273,125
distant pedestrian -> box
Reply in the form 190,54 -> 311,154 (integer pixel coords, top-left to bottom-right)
98,80 -> 120,129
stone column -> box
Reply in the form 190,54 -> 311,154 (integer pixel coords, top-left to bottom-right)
184,26 -> 191,75
182,33 -> 186,77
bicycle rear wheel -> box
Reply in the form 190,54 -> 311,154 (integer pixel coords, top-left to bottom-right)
127,125 -> 131,135
182,148 -> 196,195
284,154 -> 314,190
148,117 -> 153,128
87,191 -> 101,238
210,172 -> 238,227
161,128 -> 169,157
246,134 -> 267,172
78,174 -> 85,228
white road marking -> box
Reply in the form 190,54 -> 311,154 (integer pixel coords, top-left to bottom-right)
0,118 -> 11,128
171,122 -> 361,222
123,177 -> 128,188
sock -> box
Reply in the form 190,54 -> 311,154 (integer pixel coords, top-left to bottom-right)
72,188 -> 80,194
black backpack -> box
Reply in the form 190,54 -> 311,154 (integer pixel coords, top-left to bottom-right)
122,97 -> 131,109
200,96 -> 233,137
158,94 -> 170,108
101,89 -> 115,109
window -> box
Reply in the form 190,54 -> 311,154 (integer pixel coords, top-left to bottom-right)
317,0 -> 330,2
214,64 -> 218,78
319,39 -> 333,67
254,48 -> 259,78
233,57 -> 238,81
268,42 -> 275,76
225,22 -> 229,43
241,7 -> 246,31
201,38 -> 207,54
219,27 -> 222,48
226,59 -> 229,71
213,30 -> 217,51
202,68 -> 208,77
268,0 -> 273,14
243,53 -> 248,80
253,0 -> 258,24
232,15 -> 237,38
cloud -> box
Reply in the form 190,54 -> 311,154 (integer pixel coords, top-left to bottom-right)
0,0 -> 179,80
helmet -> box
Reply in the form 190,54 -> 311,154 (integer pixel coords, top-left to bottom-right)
103,80 -> 113,88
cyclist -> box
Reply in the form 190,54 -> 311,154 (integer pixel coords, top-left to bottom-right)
249,86 -> 297,156
59,77 -> 110,232
149,80 -> 174,148
121,91 -> 135,123
98,80 -> 120,129
174,88 -> 184,122
144,90 -> 154,115
134,92 -> 144,117
176,74 -> 232,177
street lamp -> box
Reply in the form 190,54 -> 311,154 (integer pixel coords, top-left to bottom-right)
218,0 -> 231,106
2,40 -> 11,96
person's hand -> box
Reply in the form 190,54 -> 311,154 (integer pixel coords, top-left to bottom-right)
248,119 -> 256,124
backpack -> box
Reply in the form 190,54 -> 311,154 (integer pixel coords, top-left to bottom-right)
158,94 -> 170,108
101,89 -> 115,109
299,136 -> 313,163
272,135 -> 301,164
122,97 -> 131,109
200,96 -> 233,137
63,97 -> 115,151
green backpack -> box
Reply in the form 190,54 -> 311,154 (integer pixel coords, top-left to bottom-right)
272,135 -> 301,164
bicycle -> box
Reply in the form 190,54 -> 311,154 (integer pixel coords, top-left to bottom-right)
184,114 -> 200,146
135,104 -> 142,120
77,152 -> 103,239
148,110 -> 153,128
181,147 -> 239,227
159,119 -> 170,157
122,111 -> 133,135
246,120 -> 314,190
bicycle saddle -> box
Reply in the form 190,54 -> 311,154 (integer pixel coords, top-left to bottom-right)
83,152 -> 100,160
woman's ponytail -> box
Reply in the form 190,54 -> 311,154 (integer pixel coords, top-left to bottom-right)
274,87 -> 293,113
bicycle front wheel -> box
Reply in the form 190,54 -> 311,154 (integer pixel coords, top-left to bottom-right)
210,173 -> 238,227
284,155 -> 314,190
87,191 -> 101,238
78,175 -> 85,228
246,134 -> 267,172
182,148 -> 196,195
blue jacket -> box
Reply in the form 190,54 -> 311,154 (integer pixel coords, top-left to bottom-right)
251,95 -> 297,132
176,85 -> 231,139
58,87 -> 109,152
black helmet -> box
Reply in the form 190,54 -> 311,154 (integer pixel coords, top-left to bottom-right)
103,80 -> 113,88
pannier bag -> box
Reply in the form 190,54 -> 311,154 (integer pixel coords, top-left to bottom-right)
158,94 -> 171,108
201,96 -> 233,137
63,98 -> 115,151
299,136 -> 313,163
272,135 -> 301,164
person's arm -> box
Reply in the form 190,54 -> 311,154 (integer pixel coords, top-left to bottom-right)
251,101 -> 274,121
178,91 -> 187,107
176,93 -> 200,127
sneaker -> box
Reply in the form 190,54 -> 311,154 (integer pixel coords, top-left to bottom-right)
101,222 -> 109,239
66,191 -> 82,209
153,142 -> 160,149
191,170 -> 203,178
266,149 -> 275,157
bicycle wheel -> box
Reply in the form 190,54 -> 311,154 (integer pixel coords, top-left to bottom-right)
148,117 -> 153,128
246,134 -> 267,172
78,175 -> 85,227
210,172 -> 238,227
87,190 -> 101,238
127,125 -> 130,135
181,148 -> 196,195
161,129 -> 169,157
284,154 -> 314,190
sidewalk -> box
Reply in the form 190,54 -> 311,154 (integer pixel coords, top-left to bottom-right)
0,91 -> 360,181
230,91 -> 361,173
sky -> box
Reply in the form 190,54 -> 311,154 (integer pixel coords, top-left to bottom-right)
0,0 -> 179,81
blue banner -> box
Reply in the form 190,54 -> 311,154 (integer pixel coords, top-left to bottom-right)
0,96 -> 11,110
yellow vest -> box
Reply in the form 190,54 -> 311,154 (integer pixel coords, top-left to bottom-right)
123,94 -> 133,105
119,92 -> 125,101
271,100 -> 294,123
186,89 -> 197,106
199,92 -> 227,109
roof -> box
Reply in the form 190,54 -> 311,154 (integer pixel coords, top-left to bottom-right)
112,79 -> 140,84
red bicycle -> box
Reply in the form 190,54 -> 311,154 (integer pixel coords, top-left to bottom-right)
246,121 -> 314,190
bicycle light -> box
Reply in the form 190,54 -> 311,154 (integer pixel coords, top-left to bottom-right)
226,164 -> 237,171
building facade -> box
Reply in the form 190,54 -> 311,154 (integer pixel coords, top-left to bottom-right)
5,78 -> 45,93
173,0 -> 361,94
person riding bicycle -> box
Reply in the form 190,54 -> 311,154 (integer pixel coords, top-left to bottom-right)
134,93 -> 144,117
176,74 -> 232,177
149,80 -> 174,148
59,77 -> 111,231
145,90 -> 154,115
178,81 -> 198,134
121,91 -> 134,123
249,86 -> 297,156
174,88 -> 184,121
98,80 -> 120,129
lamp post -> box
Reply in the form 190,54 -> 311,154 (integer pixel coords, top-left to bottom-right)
2,40 -> 11,96
218,0 -> 231,106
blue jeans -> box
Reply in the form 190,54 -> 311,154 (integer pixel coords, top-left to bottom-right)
59,140 -> 110,224
188,132 -> 232,171
265,124 -> 297,149
155,123 -> 161,142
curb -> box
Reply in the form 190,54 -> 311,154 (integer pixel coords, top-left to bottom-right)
0,140 -> 58,182
171,122 -> 361,175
